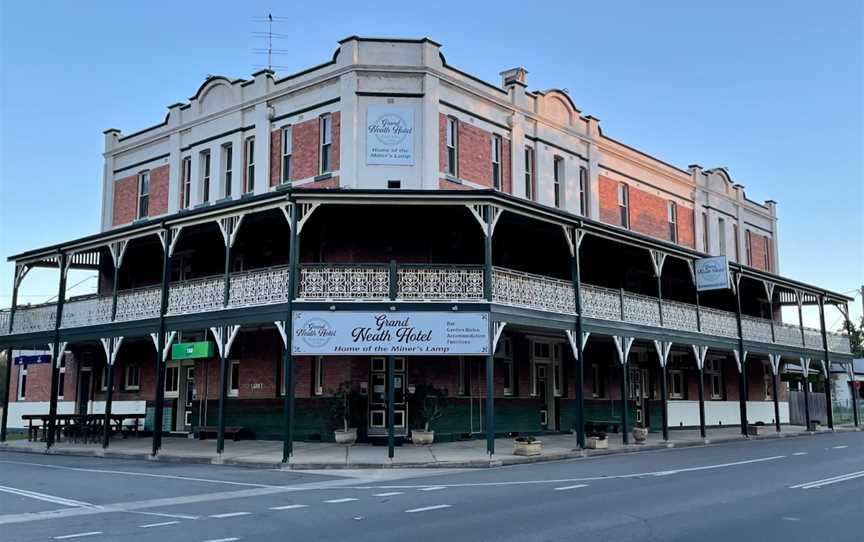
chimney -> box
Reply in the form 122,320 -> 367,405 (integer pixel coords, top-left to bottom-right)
500,67 -> 528,88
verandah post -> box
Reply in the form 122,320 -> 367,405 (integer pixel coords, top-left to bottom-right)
570,227 -> 585,448
818,296 -> 834,429
0,348 -> 12,442
387,354 -> 395,459
733,272 -> 748,436
697,360 -> 706,439
46,252 -> 68,449
101,358 -> 115,448
483,205 -> 495,456
660,361 -> 669,441
282,203 -> 299,463
216,326 -> 229,455
620,357 -> 629,445
152,228 -> 172,456
771,357 -> 781,432
801,358 -> 812,431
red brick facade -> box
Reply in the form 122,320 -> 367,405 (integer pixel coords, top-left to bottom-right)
748,231 -> 772,272
112,175 -> 139,226
270,129 -> 282,187
438,113 -> 511,192
289,112 -> 341,184
148,165 -> 169,216
598,175 -> 620,225
677,206 -> 695,248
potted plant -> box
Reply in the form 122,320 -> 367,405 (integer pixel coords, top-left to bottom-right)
633,425 -> 648,444
586,430 -> 608,449
513,435 -> 542,456
411,384 -> 448,445
328,382 -> 357,445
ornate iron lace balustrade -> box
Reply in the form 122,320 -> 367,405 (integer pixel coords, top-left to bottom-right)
10,303 -> 57,335
228,266 -> 290,308
115,286 -> 161,322
0,310 -> 9,336
693,307 -> 739,339
298,264 -> 389,300
622,292 -> 662,327
773,321 -> 803,347
492,267 -> 576,314
741,316 -> 773,343
803,327 -> 824,350
580,285 -> 622,320
660,300 -> 699,332
61,295 -> 112,328
398,265 -> 484,301
828,333 -> 852,354
166,275 -> 225,315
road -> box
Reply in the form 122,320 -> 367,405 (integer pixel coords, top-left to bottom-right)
1,431 -> 862,542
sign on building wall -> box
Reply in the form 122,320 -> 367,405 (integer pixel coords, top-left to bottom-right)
14,354 -> 51,366
171,342 -> 215,360
292,311 -> 489,356
366,106 -> 414,165
695,256 -> 730,291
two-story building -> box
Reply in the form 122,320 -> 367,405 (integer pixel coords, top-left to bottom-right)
0,37 -> 856,461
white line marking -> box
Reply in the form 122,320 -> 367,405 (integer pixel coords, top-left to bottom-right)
373,492 -> 404,497
132,511 -> 200,520
0,485 -> 93,508
54,532 -> 102,540
792,452 -> 808,456
139,521 -> 180,528
324,498 -> 358,504
832,445 -> 848,449
405,504 -> 451,513
209,512 -> 251,518
418,486 -> 445,491
202,539 -> 240,542
554,484 -> 589,491
790,471 -> 864,489
269,504 -> 308,511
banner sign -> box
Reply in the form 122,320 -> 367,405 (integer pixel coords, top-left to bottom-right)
292,311 -> 489,356
366,105 -> 414,165
171,341 -> 215,360
14,354 -> 51,366
695,256 -> 730,292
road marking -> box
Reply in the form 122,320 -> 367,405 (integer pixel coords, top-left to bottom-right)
405,504 -> 451,513
418,486 -> 445,491
139,521 -> 180,528
373,492 -> 404,497
832,445 -> 848,449
269,504 -> 308,511
202,539 -> 240,542
54,533 -> 102,540
792,452 -> 808,456
790,471 -> 864,489
209,512 -> 251,518
782,517 -> 801,521
132,510 -> 200,520
324,498 -> 358,503
0,485 -> 94,508
554,484 -> 589,491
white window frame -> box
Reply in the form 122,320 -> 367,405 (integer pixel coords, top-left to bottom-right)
281,125 -> 292,184
668,201 -> 678,243
313,357 -> 324,396
524,146 -> 534,200
17,364 -> 27,400
124,364 -> 140,391
228,360 -> 240,397
57,356 -> 66,400
669,370 -> 684,399
446,117 -> 458,176
553,156 -> 564,209
618,183 -> 630,228
182,156 -> 191,208
491,135 -> 502,190
244,137 -> 255,193
591,363 -> 603,398
100,366 -> 108,392
705,359 -> 722,400
319,114 -> 332,174
201,151 -> 211,204
137,171 -> 150,219
579,166 -> 588,215
165,365 -> 180,398
223,143 -> 233,198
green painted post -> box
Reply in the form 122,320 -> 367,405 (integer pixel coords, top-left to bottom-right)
734,275 -> 748,436
697,364 -> 706,439
387,355 -> 395,459
818,297 -> 834,429
101,360 -> 115,448
152,229 -> 172,456
570,229 -> 585,448
660,363 -> 669,441
282,204 -> 299,463
486,351 -> 495,456
0,348 -> 12,442
46,253 -> 68,450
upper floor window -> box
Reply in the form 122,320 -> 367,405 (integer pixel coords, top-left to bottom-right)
491,135 -> 502,190
446,117 -> 458,176
319,114 -> 332,174
182,157 -> 191,208
763,237 -> 771,272
553,156 -> 564,208
579,166 -> 588,215
201,151 -> 211,203
733,223 -> 741,263
137,171 -> 150,218
244,137 -> 255,193
524,146 -> 534,200
281,125 -> 292,184
667,201 -> 677,243
745,230 -> 753,265
223,143 -> 233,198
718,217 -> 726,256
618,183 -> 629,228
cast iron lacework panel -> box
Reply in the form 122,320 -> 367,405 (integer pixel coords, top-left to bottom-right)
10,303 -> 56,334
228,266 -> 290,308
581,285 -> 621,321
61,295 -> 112,328
742,315 -> 773,343
773,321 -> 803,347
167,276 -> 224,315
299,264 -> 389,300
0,310 -> 10,334
828,333 -> 851,353
803,328 -> 824,350
115,286 -> 161,322
492,267 -> 576,314
660,301 -> 699,332
693,307 -> 738,339
622,292 -> 661,327
398,265 -> 484,301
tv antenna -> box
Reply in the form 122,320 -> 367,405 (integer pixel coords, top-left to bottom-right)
251,14 -> 292,72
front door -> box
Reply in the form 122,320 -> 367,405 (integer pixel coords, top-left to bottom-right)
629,367 -> 649,427
77,369 -> 91,415
182,367 -> 195,432
368,357 -> 407,437
537,364 -> 549,429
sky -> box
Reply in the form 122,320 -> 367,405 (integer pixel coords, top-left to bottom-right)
0,1 -> 862,329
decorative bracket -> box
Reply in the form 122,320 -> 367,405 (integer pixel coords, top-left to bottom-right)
100,336 -> 125,366
492,321 -> 507,354
649,250 -> 668,278
296,203 -> 320,235
109,240 -> 129,269
13,264 -> 31,290
686,261 -> 696,286
159,227 -> 184,257
691,344 -> 709,371
211,325 -> 241,359
467,204 -> 502,238
149,331 -> 177,363
564,330 -> 591,360
47,342 -> 68,368
653,340 -> 673,368
762,280 -> 775,304
768,353 -> 781,376
612,336 -> 634,365
732,349 -> 747,373
275,320 -> 288,349
218,214 -> 245,249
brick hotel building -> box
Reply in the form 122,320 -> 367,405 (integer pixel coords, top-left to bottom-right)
0,37 -> 857,459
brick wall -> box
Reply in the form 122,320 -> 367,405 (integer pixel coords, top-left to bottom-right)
598,175 -> 620,225
458,121 -> 492,187
290,112 -> 340,183
149,165 -> 169,216
678,206 -> 695,248
270,129 -> 282,186
501,138 -> 512,194
438,114 -> 448,174
112,175 -> 138,226
748,232 -> 771,272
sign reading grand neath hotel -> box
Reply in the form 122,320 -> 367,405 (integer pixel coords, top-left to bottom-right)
292,311 -> 489,355
695,256 -> 730,291
366,105 -> 414,165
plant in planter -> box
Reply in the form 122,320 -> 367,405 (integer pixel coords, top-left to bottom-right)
410,384 -> 448,445
632,425 -> 648,444
513,435 -> 543,456
586,430 -> 608,449
328,382 -> 358,445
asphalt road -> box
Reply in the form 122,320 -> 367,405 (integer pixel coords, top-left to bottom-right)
1,431 -> 862,542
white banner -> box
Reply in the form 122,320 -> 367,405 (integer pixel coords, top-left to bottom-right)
366,105 -> 414,165
292,311 -> 489,356
695,256 -> 730,291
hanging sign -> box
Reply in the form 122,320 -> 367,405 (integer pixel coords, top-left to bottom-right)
171,341 -> 215,360
366,105 -> 414,165
695,256 -> 730,292
14,354 -> 51,366
292,311 -> 489,356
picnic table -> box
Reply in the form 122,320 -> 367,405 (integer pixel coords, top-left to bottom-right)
22,413 -> 145,443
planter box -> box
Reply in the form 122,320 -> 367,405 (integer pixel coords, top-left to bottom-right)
586,436 -> 608,449
513,440 -> 542,456
334,428 -> 357,445
747,424 -> 771,436
632,427 -> 648,444
411,430 -> 434,445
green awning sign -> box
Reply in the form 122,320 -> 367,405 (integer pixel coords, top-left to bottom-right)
172,341 -> 214,360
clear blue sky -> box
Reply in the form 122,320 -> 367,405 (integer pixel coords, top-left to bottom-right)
1,1 -> 862,328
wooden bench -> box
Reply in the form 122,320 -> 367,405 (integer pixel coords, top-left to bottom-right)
585,420 -> 622,434
195,426 -> 247,441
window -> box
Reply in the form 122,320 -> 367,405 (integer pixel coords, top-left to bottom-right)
57,356 -> 66,400
524,146 -> 534,200
457,357 -> 467,396
591,364 -> 605,398
705,359 -> 723,400
244,138 -> 255,193
496,337 -> 513,395
668,370 -> 684,399
702,212 -> 709,252
745,230 -> 753,265
733,223 -> 740,262
99,366 -> 108,391
137,171 -> 150,218
667,201 -> 678,243
553,344 -> 562,397
553,156 -> 564,208
124,364 -> 140,391
228,360 -> 240,397
313,357 -> 324,396
763,237 -> 771,272
201,151 -> 211,203
502,359 -> 514,396
579,166 -> 588,215
319,114 -> 332,174
763,363 -> 773,399
446,117 -> 458,176
17,364 -> 27,400
281,126 -> 292,183
618,183 -> 630,228
491,135 -> 502,190
387,180 -> 401,189
165,365 -> 179,397
182,157 -> 191,208
223,144 -> 233,198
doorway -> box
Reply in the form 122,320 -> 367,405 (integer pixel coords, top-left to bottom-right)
77,368 -> 92,415
629,366 -> 650,427
531,339 -> 562,431
367,357 -> 407,437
